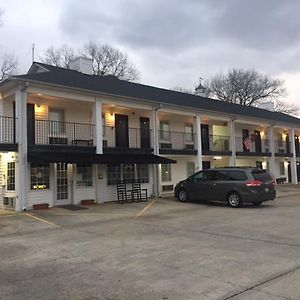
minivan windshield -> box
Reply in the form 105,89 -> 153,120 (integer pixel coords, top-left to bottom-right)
251,171 -> 272,181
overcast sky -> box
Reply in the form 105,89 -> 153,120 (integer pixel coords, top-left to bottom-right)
1,0 -> 300,106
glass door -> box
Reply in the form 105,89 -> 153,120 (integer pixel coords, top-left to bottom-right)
56,163 -> 71,205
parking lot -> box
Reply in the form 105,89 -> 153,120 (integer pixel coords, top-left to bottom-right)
1,185 -> 300,300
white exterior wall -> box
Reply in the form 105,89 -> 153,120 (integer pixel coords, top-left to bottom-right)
96,164 -> 154,203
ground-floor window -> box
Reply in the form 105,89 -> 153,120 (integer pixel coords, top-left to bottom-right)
107,164 -> 149,185
186,161 -> 195,177
7,162 -> 15,191
137,164 -> 149,183
76,164 -> 93,187
279,162 -> 285,176
161,164 -> 171,182
30,163 -> 50,190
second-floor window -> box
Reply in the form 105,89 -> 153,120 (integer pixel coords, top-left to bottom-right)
160,121 -> 170,141
184,124 -> 193,142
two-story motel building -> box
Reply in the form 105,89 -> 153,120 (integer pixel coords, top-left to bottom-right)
0,58 -> 299,211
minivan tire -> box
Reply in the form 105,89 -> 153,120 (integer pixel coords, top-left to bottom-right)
227,192 -> 242,208
178,189 -> 189,202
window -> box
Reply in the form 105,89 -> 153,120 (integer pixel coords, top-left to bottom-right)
227,170 -> 247,181
214,170 -> 228,181
160,121 -> 170,141
30,163 -> 50,190
186,162 -> 195,177
122,164 -> 135,184
76,164 -> 93,187
279,162 -> 285,176
49,108 -> 65,134
7,162 -> 15,191
184,124 -> 193,142
191,170 -> 213,182
102,114 -> 106,138
107,165 -> 121,185
161,164 -> 171,181
107,164 -> 136,185
137,164 -> 149,183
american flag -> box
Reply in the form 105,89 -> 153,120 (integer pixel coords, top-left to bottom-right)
244,136 -> 253,150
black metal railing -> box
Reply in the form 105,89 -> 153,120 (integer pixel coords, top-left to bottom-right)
0,116 -> 15,144
159,130 -> 196,150
209,135 -> 230,151
103,126 -> 152,149
274,140 -> 291,154
35,120 -> 95,146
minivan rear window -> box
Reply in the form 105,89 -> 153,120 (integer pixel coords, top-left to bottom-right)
227,170 -> 247,181
251,171 -> 272,181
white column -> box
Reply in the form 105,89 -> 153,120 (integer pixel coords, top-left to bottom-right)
15,88 -> 28,211
229,120 -> 236,166
195,113 -> 202,171
95,99 -> 103,154
268,126 -> 276,178
290,128 -> 298,184
151,107 -> 160,197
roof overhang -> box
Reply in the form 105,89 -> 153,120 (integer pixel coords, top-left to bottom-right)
27,151 -> 176,165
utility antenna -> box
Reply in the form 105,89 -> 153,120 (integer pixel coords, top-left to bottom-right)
32,43 -> 35,63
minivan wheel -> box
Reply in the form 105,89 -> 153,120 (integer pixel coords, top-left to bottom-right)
227,192 -> 242,208
178,189 -> 189,202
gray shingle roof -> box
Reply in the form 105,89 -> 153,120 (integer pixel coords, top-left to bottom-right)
13,62 -> 300,126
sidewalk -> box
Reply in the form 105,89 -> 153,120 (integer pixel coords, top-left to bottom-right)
276,184 -> 300,198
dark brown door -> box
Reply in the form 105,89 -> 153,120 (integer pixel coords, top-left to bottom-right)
201,124 -> 209,151
242,129 -> 250,152
202,161 -> 211,170
286,134 -> 290,153
287,162 -> 292,183
115,114 -> 129,148
295,136 -> 300,155
27,103 -> 35,145
140,117 -> 150,149
297,162 -> 300,181
254,130 -> 262,152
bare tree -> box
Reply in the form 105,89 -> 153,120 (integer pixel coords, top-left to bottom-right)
207,69 -> 285,106
82,41 -> 140,81
41,45 -> 75,68
274,99 -> 299,115
0,54 -> 17,82
206,68 -> 299,115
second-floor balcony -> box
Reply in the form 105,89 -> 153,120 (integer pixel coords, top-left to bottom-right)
235,137 -> 270,155
34,120 -> 95,147
274,140 -> 292,156
159,130 -> 196,154
0,116 -> 16,145
204,135 -> 230,153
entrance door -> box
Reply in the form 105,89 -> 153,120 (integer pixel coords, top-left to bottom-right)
295,136 -> 300,155
115,114 -> 129,148
297,162 -> 300,181
287,162 -> 292,183
242,129 -> 250,152
140,117 -> 150,149
286,134 -> 290,153
254,130 -> 262,152
56,163 -> 71,205
201,124 -> 210,152
202,161 -> 211,170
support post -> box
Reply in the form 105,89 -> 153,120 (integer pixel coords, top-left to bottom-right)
268,125 -> 276,178
151,107 -> 160,197
290,128 -> 298,184
15,88 -> 28,211
195,113 -> 202,171
95,99 -> 103,154
229,120 -> 236,166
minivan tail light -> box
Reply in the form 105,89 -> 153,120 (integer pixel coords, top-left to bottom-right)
246,180 -> 262,187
